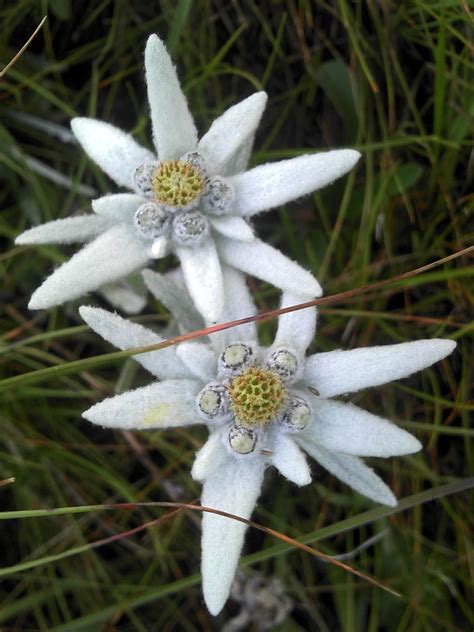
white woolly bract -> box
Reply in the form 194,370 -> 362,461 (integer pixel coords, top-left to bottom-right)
304,339 -> 457,398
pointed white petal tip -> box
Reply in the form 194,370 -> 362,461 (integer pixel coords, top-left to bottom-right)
230,148 -> 362,217
305,338 -> 457,399
407,436 -> 423,454
15,232 -> 30,245
200,457 -> 265,616
144,34 -> 166,65
197,90 -> 269,176
25,225 -> 150,311
16,215 -> 110,246
28,286 -> 63,310
145,33 -> 162,50
145,32 -> 197,160
242,91 -> 268,116
191,432 -> 226,483
218,237 -> 323,299
300,440 -> 399,506
249,91 -> 267,108
271,435 -> 312,486
305,399 -> 423,458
433,338 -> 457,357
81,405 -> 99,425
70,116 -> 86,135
209,216 -> 254,242
70,117 -> 94,144
71,118 -> 155,190
342,148 -> 362,169
82,379 -> 202,429
27,292 -> 47,310
384,493 -> 398,508
204,592 -> 226,617
91,193 -> 143,218
78,304 -> 95,322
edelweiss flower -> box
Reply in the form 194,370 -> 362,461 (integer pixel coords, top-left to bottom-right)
16,34 -> 361,321
79,269 -> 455,615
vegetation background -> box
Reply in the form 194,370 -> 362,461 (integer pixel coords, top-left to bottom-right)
0,1 -> 472,630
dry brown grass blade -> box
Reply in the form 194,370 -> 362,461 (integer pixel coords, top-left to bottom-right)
0,15 -> 47,79
1,246 -> 471,391
319,308 -> 466,328
110,501 -> 401,597
130,245 -> 473,355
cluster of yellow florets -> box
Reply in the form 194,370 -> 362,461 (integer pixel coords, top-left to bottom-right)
152,159 -> 204,207
227,366 -> 286,427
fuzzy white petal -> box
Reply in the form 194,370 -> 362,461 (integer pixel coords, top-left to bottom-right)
71,118 -> 155,190
145,34 -> 197,159
176,341 -> 217,381
150,236 -> 169,259
16,215 -> 111,245
201,455 -> 266,615
191,430 -> 228,483
209,216 -> 254,242
217,236 -> 322,297
176,240 -> 224,323
28,225 -> 150,310
92,193 -> 143,223
222,134 -> 254,176
299,440 -> 397,506
230,150 -> 361,216
210,266 -> 258,352
273,292 -> 317,355
271,434 -> 311,486
221,265 -> 257,327
198,92 -> 267,176
83,379 -> 202,430
303,398 -> 422,457
304,339 -> 456,398
142,269 -> 204,333
79,306 -> 190,380
99,281 -> 147,315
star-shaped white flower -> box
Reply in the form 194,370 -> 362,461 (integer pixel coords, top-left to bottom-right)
78,268 -> 455,615
16,34 -> 361,321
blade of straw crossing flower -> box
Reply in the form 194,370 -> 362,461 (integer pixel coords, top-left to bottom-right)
0,503 -> 394,595
0,246 -> 471,392
2,479 -> 470,522
0,506 -> 187,579
0,479 -> 472,594
0,16 -> 47,79
240,476 -> 474,566
9,487 -> 474,632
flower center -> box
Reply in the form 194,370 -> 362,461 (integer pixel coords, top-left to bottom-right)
152,160 -> 204,208
227,366 -> 286,427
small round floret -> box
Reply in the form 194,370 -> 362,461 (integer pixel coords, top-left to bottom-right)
134,162 -> 158,196
219,343 -> 255,373
280,394 -> 311,432
181,151 -> 207,174
266,348 -> 299,380
172,211 -> 209,246
197,382 -> 229,420
134,203 -> 170,238
228,425 -> 257,454
202,176 -> 234,215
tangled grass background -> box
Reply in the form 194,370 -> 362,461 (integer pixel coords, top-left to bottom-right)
0,2 -> 472,630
